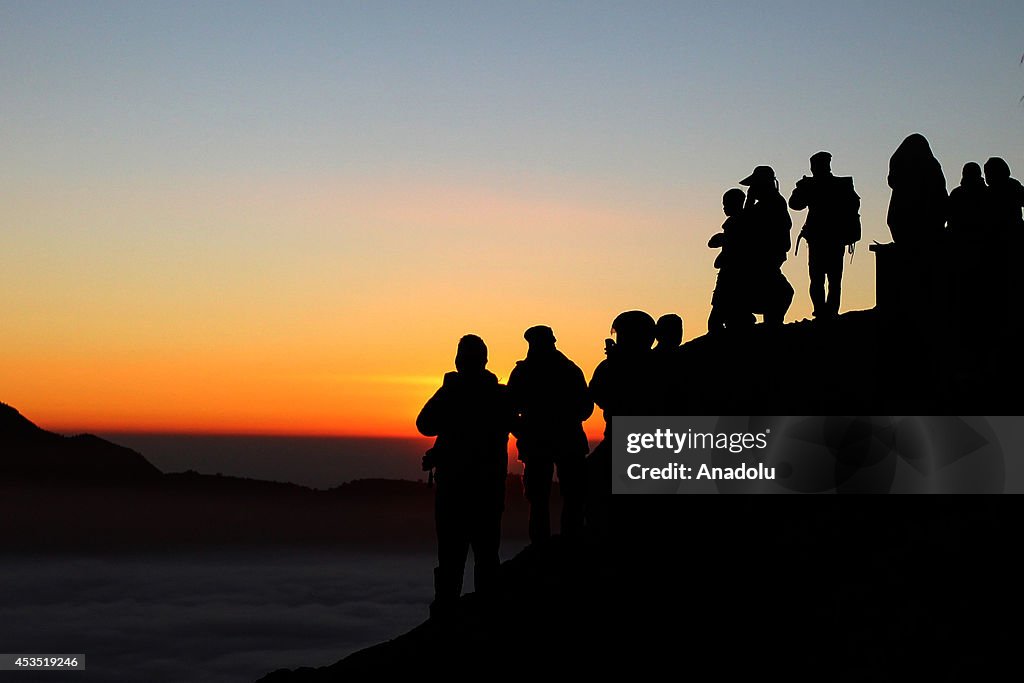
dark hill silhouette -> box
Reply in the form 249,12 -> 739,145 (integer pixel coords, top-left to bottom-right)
0,404 -> 538,552
258,496 -> 1020,680
257,537 -> 611,681
0,402 -> 162,481
258,297 -> 1021,681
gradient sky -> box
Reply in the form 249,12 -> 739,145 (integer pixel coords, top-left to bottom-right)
2,1 -> 1023,437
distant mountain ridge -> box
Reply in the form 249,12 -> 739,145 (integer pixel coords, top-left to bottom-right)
0,402 -> 162,481
0,404 -> 535,552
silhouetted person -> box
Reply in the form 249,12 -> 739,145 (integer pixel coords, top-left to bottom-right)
416,334 -> 514,617
653,313 -> 687,413
507,326 -> 593,545
654,314 -> 683,351
948,162 -> 991,349
589,311 -> 660,427
886,133 -> 948,249
708,190 -> 755,332
982,157 -> 1024,233
586,311 -> 658,534
980,157 -> 1024,370
739,165 -> 794,325
789,151 -> 861,319
947,162 -> 988,237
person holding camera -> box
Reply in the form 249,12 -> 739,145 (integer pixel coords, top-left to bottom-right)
788,151 -> 861,320
738,165 -> 794,326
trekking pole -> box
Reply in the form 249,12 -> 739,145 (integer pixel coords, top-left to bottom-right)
428,468 -> 435,488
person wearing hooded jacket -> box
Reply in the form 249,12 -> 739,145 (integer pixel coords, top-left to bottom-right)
417,334 -> 514,617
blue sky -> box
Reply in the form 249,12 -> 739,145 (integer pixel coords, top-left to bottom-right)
4,1 -> 1021,187
2,1 -> 1022,433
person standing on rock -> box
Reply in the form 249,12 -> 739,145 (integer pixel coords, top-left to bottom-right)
788,151 -> 861,320
586,311 -> 659,535
886,133 -> 948,250
508,325 -> 593,545
739,165 -> 794,326
416,334 -> 515,617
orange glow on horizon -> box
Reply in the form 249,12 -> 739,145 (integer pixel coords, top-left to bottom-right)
2,176 -> 874,439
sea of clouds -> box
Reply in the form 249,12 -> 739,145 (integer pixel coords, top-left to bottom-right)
0,550 -> 435,682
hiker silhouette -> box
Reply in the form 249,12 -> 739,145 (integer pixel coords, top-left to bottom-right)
886,133 -> 948,249
738,165 -> 794,325
654,314 -> 683,352
586,311 -> 658,535
982,157 -> 1024,233
652,313 -> 688,414
708,189 -> 756,332
416,334 -> 514,617
948,162 -> 988,237
507,325 -> 593,545
789,151 -> 861,319
948,162 -> 991,353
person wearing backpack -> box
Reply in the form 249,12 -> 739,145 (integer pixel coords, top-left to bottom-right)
507,325 -> 593,545
788,151 -> 861,320
416,334 -> 515,618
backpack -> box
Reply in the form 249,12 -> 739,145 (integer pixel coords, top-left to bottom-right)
836,176 -> 862,246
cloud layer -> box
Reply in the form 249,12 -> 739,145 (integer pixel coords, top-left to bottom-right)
0,550 -> 436,682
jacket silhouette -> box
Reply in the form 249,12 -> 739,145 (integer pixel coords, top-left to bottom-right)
739,165 -> 794,325
948,162 -> 988,238
589,311 -> 660,434
586,311 -> 658,535
789,151 -> 861,318
508,325 -> 593,543
416,334 -> 514,616
708,189 -> 757,332
886,133 -> 948,248
983,157 -> 1024,233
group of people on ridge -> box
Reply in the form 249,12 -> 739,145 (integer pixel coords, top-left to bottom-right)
709,152 -> 861,329
887,133 -> 1024,246
415,133 -> 1023,617
416,313 -> 684,617
709,134 -> 1024,330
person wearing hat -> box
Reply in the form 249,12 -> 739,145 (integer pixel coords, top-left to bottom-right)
507,325 -> 593,544
788,151 -> 861,319
417,334 -> 515,617
738,165 -> 794,325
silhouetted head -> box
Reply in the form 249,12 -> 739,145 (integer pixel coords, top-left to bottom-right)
740,166 -> 779,201
524,325 -> 557,353
610,311 -> 656,352
893,133 -> 935,164
810,151 -> 832,177
983,157 -> 1011,184
889,134 -> 945,192
722,188 -> 745,217
455,334 -> 488,374
740,165 -> 778,190
961,162 -> 984,187
655,314 -> 683,350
